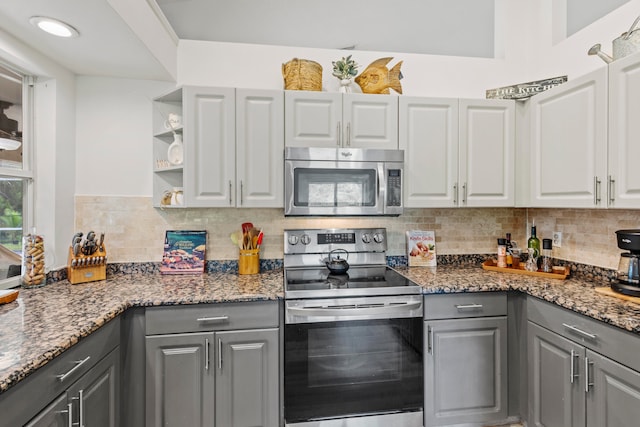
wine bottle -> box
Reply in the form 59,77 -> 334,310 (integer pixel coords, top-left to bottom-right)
527,225 -> 541,267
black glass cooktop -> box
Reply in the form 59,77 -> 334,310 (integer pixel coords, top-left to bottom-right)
284,265 -> 422,299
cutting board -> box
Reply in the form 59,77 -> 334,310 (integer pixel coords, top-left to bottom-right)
595,286 -> 640,305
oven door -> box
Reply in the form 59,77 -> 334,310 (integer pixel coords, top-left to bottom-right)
284,297 -> 424,424
284,159 -> 384,216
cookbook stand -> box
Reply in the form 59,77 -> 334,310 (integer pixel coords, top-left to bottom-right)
67,245 -> 107,284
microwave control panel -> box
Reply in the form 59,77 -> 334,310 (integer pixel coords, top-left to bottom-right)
387,169 -> 402,207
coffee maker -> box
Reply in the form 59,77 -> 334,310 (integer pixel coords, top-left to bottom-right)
614,229 -> 640,296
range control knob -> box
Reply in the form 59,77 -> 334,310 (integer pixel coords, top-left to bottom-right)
373,233 -> 385,244
361,233 -> 372,244
300,234 -> 311,245
287,235 -> 299,245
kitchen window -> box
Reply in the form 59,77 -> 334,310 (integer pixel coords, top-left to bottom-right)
0,62 -> 34,289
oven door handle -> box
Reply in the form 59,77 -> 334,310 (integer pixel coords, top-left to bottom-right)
287,301 -> 422,318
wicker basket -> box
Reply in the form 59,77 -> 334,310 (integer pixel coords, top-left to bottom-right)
282,58 -> 322,91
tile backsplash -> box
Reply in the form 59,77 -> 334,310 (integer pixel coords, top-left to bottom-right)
75,196 -> 634,270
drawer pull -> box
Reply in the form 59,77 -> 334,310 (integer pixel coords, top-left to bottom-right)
562,323 -> 597,340
455,303 -> 483,310
197,316 -> 229,323
57,356 -> 91,382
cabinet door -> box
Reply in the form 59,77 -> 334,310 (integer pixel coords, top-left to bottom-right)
184,86 -> 236,207
146,332 -> 215,427
587,349 -> 640,427
68,348 -> 120,427
459,99 -> 515,207
236,89 -> 284,208
528,322 -> 585,427
424,317 -> 507,426
608,53 -> 640,208
215,329 -> 279,427
528,68 -> 608,207
285,91 -> 341,147
399,97 -> 459,207
343,93 -> 398,148
25,394 -> 71,427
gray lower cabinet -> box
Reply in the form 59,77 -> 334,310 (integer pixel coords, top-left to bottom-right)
145,301 -> 280,427
528,298 -> 640,427
528,321 -> 585,427
423,293 -> 508,427
26,347 -> 121,427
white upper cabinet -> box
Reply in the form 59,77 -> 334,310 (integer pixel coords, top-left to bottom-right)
400,97 -> 514,208
399,97 -> 459,207
527,67 -> 608,208
181,86 -> 283,208
285,91 -> 398,149
608,51 -> 640,208
460,99 -> 515,207
184,86 -> 236,207
235,89 -> 284,208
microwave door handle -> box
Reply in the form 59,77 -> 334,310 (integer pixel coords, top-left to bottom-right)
378,163 -> 386,214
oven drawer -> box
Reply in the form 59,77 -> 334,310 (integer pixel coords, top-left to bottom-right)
423,292 -> 507,320
145,300 -> 279,335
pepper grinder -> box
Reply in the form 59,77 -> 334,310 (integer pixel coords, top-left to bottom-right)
541,238 -> 553,272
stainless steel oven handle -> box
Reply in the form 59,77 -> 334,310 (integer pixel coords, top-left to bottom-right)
287,301 -> 422,318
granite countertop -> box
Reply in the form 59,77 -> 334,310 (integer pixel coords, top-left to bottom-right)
1,263 -> 640,396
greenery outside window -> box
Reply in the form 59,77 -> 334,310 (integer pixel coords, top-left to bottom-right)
0,62 -> 34,289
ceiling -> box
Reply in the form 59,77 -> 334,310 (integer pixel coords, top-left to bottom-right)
0,0 -> 630,99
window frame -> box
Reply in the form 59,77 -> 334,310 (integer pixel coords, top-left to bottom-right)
0,63 -> 34,290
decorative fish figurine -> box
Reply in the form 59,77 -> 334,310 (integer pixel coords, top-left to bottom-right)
355,57 -> 404,94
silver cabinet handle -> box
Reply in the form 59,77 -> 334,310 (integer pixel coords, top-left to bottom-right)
453,183 -> 458,205
205,338 -> 210,371
585,357 -> 594,393
58,402 -> 73,427
427,325 -> 433,354
609,175 -> 615,205
57,356 -> 91,382
240,180 -> 244,206
594,176 -> 602,205
570,350 -> 579,384
562,323 -> 597,340
337,122 -> 341,146
346,122 -> 351,146
229,180 -> 232,206
197,315 -> 229,323
462,182 -> 467,205
455,303 -> 483,310
78,389 -> 85,427
218,338 -> 223,370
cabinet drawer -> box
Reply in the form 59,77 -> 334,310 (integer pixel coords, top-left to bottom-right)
145,300 -> 279,335
423,292 -> 507,320
0,316 -> 120,426
528,296 -> 640,372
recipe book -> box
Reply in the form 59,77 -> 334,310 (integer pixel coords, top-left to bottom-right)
160,230 -> 207,274
406,230 -> 437,267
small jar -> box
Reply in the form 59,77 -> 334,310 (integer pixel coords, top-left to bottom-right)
541,238 -> 553,273
497,238 -> 507,268
21,232 -> 46,288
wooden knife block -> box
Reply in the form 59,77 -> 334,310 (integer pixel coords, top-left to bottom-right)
67,245 -> 107,285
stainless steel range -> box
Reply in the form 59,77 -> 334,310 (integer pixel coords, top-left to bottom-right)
283,228 -> 424,427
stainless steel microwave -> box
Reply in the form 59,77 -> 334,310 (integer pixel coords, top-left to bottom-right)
284,147 -> 404,216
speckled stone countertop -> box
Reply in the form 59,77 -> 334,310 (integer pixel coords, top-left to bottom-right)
1,263 -> 640,396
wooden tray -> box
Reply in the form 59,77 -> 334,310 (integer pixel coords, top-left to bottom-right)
482,260 -> 570,280
595,286 -> 640,305
0,289 -> 19,305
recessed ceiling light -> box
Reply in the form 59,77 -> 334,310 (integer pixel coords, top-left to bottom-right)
29,16 -> 79,38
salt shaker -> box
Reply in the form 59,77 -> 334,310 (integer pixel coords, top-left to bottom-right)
541,238 -> 553,273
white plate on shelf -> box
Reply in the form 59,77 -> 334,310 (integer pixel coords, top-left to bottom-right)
167,136 -> 184,166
